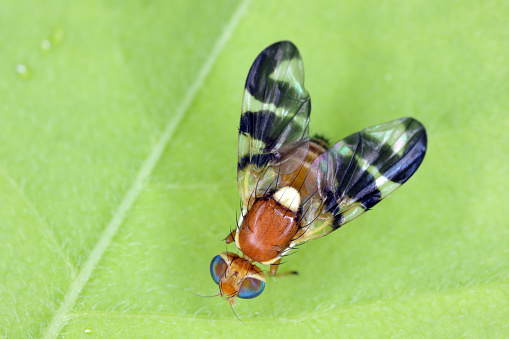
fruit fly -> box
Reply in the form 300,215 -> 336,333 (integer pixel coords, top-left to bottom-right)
210,41 -> 427,306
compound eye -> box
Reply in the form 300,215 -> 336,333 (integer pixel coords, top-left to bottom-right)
210,255 -> 228,284
238,277 -> 265,299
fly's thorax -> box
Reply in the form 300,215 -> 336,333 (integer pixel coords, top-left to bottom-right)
233,140 -> 328,264
237,187 -> 300,264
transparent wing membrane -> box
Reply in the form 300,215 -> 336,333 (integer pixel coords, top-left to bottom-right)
238,41 -> 311,208
294,118 -> 427,244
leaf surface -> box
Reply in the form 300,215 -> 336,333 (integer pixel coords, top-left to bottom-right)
1,0 -> 508,337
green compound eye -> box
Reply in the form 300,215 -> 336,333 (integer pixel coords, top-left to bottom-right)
210,255 -> 227,284
238,277 -> 265,299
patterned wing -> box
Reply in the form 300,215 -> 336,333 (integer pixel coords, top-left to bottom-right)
294,117 -> 427,244
238,41 -> 311,210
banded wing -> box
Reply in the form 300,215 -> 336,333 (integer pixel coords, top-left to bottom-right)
294,117 -> 427,244
238,41 -> 311,210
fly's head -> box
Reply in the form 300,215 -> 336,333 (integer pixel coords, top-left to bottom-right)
210,252 -> 266,306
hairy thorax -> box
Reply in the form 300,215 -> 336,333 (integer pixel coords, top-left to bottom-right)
238,197 -> 299,263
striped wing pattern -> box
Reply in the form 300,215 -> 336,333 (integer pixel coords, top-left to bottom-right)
238,41 -> 311,208
296,118 -> 427,243
235,41 -> 428,246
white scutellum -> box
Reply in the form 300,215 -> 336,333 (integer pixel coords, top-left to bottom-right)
273,186 -> 300,213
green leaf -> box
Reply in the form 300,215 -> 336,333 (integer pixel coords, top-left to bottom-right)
1,0 -> 508,337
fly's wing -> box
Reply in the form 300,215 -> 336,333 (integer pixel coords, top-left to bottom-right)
238,41 -> 311,210
294,117 -> 427,244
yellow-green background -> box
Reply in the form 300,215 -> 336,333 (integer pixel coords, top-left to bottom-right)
1,0 -> 508,338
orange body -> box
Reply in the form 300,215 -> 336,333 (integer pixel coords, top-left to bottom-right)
236,139 -> 328,265
215,140 -> 328,306
238,197 -> 299,262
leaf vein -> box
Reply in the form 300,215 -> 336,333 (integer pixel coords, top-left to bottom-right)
42,0 -> 251,337
0,164 -> 76,277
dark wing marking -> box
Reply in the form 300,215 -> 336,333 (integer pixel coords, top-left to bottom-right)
295,117 -> 427,243
238,41 -> 311,209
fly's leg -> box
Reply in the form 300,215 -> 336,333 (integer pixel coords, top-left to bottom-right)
270,260 -> 280,276
224,230 -> 236,244
270,259 -> 298,277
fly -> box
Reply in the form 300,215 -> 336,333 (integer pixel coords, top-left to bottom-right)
209,41 -> 427,306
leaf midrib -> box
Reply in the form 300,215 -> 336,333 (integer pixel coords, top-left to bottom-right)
41,1 -> 251,337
